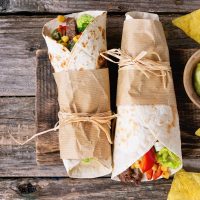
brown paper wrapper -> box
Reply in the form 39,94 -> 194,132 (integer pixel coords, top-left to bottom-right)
53,68 -> 111,160
117,70 -> 176,105
117,16 -> 176,106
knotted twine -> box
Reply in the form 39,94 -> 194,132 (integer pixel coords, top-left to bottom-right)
10,111 -> 117,145
100,49 -> 171,88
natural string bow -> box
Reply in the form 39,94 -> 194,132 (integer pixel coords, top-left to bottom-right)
10,111 -> 117,145
100,49 -> 171,88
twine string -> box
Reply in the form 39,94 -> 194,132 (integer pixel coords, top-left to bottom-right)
100,49 -> 171,88
10,111 -> 117,145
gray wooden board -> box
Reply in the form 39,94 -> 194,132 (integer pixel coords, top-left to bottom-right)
1,0 -> 199,13
0,97 -> 66,177
36,50 -> 60,165
0,15 -> 198,96
0,177 -> 172,200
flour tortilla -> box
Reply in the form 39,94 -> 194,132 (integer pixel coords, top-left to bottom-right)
112,12 -> 182,180
43,11 -> 112,178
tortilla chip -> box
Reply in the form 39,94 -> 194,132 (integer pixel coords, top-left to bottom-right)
172,9 -> 200,44
168,170 -> 200,200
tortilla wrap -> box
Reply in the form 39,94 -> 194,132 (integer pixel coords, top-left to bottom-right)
112,11 -> 182,180
43,11 -> 112,178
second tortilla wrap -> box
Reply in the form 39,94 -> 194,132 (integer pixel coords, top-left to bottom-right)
112,11 -> 182,180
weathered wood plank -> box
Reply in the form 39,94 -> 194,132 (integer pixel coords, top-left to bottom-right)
1,0 -> 200,13
0,97 -> 35,145
0,97 -> 67,176
0,144 -> 67,177
0,15 -> 198,96
0,177 -> 172,200
36,50 -> 60,165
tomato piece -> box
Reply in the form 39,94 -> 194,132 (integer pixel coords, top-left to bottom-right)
153,165 -> 163,180
57,25 -> 66,36
146,168 -> 153,180
57,25 -> 63,32
61,26 -> 66,35
140,147 -> 156,173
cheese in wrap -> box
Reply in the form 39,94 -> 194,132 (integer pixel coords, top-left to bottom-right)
43,11 -> 112,178
112,12 -> 182,182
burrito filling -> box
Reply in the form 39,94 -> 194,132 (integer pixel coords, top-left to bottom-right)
118,141 -> 181,184
51,14 -> 94,51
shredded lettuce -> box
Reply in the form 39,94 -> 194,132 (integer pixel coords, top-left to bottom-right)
156,147 -> 181,169
76,14 -> 94,32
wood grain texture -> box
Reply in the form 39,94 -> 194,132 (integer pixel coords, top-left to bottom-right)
0,15 -> 198,96
0,177 -> 172,200
0,144 -> 67,177
1,0 -> 200,13
36,50 -> 60,165
0,97 -> 35,145
0,97 -> 67,176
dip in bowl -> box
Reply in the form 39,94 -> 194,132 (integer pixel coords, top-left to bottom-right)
184,50 -> 200,108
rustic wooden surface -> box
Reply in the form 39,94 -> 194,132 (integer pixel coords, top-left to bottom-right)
1,0 -> 200,199
0,178 -> 172,200
36,50 -> 60,165
1,0 -> 200,13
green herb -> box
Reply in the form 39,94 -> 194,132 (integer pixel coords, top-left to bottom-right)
51,29 -> 61,41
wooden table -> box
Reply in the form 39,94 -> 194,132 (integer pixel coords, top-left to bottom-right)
1,1 -> 200,199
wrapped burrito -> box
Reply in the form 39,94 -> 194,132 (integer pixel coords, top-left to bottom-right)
42,11 -> 113,178
102,12 -> 182,184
